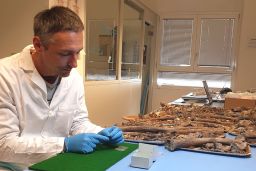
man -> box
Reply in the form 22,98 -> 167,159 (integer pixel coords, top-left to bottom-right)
0,6 -> 123,168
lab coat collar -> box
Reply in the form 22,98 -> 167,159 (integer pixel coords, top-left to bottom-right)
18,45 -> 35,72
18,45 -> 47,95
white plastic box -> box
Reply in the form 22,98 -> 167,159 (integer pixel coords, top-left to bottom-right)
130,143 -> 157,169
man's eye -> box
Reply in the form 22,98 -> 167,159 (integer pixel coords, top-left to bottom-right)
59,53 -> 71,57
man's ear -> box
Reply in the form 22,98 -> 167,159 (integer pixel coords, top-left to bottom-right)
33,36 -> 43,52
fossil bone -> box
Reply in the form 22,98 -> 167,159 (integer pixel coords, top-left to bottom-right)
165,137 -> 247,152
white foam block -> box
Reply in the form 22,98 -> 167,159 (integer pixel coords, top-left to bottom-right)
130,153 -> 154,169
130,143 -> 157,169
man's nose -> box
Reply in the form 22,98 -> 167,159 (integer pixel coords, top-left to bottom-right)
68,54 -> 78,68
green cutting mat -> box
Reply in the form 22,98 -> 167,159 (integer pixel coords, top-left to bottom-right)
29,142 -> 138,171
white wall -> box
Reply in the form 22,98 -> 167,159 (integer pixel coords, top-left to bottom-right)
0,0 -> 48,58
151,86 -> 197,110
85,81 -> 141,126
235,0 -> 256,91
87,0 -> 119,20
139,0 -> 243,14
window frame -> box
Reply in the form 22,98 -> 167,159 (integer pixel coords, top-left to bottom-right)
158,15 -> 197,73
85,0 -> 145,81
156,13 -> 240,87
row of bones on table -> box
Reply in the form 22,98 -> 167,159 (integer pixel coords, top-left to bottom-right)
118,102 -> 256,156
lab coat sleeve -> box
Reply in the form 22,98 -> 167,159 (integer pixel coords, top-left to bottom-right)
0,71 -> 64,165
69,73 -> 103,135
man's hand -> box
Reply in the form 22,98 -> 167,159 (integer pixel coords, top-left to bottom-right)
64,133 -> 109,153
98,126 -> 124,145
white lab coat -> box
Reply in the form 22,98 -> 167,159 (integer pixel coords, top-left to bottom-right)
0,45 -> 103,166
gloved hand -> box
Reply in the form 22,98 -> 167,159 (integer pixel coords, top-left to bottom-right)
98,126 -> 124,145
64,133 -> 109,154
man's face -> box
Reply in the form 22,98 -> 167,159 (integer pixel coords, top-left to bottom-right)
35,31 -> 83,77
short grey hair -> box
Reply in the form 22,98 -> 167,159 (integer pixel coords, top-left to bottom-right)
33,6 -> 84,46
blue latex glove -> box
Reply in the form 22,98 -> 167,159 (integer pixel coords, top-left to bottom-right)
64,133 -> 109,154
98,126 -> 124,145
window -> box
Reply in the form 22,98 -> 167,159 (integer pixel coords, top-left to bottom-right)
160,19 -> 193,67
158,72 -> 231,88
198,18 -> 234,68
158,15 -> 237,88
86,0 -> 118,81
121,1 -> 143,80
86,0 -> 144,81
86,20 -> 117,80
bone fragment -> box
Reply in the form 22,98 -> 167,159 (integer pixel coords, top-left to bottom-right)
166,137 -> 247,151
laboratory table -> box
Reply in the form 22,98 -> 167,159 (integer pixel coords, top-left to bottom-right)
109,97 -> 254,171
107,143 -> 256,171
